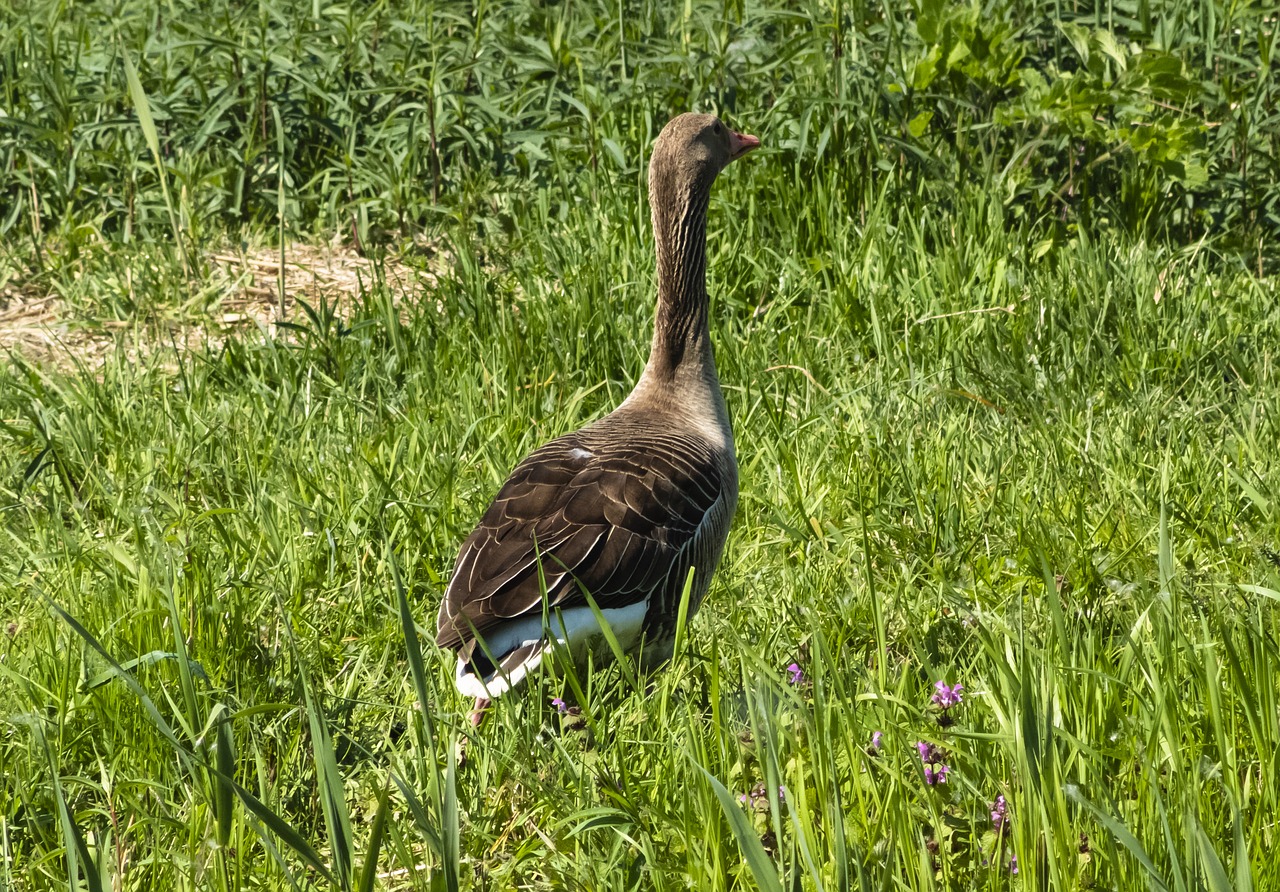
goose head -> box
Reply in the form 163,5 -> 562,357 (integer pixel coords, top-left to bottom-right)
648,113 -> 759,211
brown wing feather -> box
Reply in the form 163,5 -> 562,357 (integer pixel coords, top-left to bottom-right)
435,426 -> 724,650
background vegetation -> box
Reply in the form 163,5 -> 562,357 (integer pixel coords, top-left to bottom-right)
2,0 -> 1278,888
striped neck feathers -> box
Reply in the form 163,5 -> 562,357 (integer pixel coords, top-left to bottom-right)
648,173 -> 714,378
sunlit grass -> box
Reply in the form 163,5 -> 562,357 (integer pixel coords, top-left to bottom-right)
3,0 -> 1280,889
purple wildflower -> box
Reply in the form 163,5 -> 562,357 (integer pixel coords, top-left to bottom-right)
740,782 -> 787,808
869,731 -> 883,753
551,697 -> 567,714
786,663 -> 804,685
1009,854 -> 1019,875
991,795 -> 1009,834
916,740 -> 951,785
931,680 -> 964,710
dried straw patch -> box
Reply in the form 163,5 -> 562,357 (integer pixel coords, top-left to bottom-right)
0,242 -> 441,371
207,241 -> 436,330
0,285 -> 121,370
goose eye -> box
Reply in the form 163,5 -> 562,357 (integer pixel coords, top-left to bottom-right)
713,122 -> 722,135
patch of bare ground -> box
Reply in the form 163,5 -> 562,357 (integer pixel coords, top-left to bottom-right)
0,241 -> 441,372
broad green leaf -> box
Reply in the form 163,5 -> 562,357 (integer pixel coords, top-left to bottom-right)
908,111 -> 934,139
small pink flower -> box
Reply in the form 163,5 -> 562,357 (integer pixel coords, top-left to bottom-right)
551,697 -> 567,713
916,740 -> 938,762
740,782 -> 787,807
786,663 -> 804,685
869,731 -> 883,752
991,794 -> 1009,833
916,741 -> 950,785
931,680 -> 963,710
923,764 -> 950,785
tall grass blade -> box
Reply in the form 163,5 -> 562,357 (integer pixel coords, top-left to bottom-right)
227,779 -> 335,882
357,782 -> 392,892
159,568 -> 201,743
391,550 -> 458,886
694,762 -> 784,892
120,44 -> 189,276
1195,821 -> 1233,892
1067,785 -> 1170,892
442,733 -> 461,892
278,599 -> 355,890
42,593 -> 334,882
213,706 -> 236,849
37,725 -> 101,892
392,552 -> 439,754
671,566 -> 696,661
1232,792 -> 1254,892
576,587 -> 640,692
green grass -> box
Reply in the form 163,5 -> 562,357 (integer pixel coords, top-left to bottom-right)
3,0 -> 1280,889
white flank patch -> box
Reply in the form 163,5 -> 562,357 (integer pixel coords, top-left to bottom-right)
454,601 -> 648,699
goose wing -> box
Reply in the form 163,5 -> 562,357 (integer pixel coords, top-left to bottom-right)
435,428 -> 725,652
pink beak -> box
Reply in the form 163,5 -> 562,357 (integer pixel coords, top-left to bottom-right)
729,129 -> 761,161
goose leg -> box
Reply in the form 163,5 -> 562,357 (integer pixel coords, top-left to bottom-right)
455,697 -> 491,768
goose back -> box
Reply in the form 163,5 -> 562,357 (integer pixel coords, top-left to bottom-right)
436,407 -> 737,694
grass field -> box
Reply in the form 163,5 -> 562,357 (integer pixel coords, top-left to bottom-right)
2,0 -> 1280,889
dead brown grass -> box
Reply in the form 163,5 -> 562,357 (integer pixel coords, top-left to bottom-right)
0,241 -> 439,371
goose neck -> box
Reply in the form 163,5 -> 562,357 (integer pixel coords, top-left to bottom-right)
650,187 -> 712,375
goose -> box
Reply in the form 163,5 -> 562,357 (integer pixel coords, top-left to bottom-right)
436,113 -> 759,724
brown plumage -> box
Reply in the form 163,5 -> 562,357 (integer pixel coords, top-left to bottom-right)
436,113 -> 759,712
